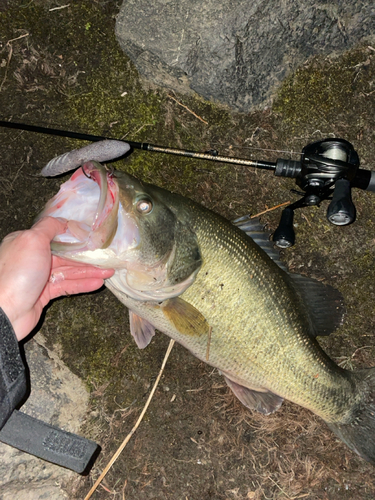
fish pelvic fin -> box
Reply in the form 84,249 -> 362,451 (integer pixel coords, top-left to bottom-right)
223,376 -> 284,415
326,367 -> 375,465
129,311 -> 156,349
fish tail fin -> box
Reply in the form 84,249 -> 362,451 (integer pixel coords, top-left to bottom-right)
326,367 -> 375,465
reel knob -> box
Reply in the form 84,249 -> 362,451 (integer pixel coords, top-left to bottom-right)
327,178 -> 356,225
273,207 -> 295,248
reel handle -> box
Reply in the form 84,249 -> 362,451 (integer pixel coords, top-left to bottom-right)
272,207 -> 295,248
327,178 -> 356,225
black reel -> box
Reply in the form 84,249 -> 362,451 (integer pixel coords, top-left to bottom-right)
272,138 -> 361,248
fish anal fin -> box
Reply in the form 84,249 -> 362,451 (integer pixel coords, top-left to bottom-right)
161,297 -> 209,337
223,376 -> 283,415
129,310 -> 156,349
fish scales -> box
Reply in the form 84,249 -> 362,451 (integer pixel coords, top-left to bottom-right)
108,200 -> 354,422
38,152 -> 375,465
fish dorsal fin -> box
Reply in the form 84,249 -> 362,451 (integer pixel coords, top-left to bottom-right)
232,214 -> 345,338
288,274 -> 345,337
129,310 -> 156,348
161,297 -> 210,337
232,215 -> 287,271
223,375 -> 284,415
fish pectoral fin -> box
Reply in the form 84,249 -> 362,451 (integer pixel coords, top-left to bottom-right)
223,376 -> 283,415
129,310 -> 156,349
161,298 -> 209,337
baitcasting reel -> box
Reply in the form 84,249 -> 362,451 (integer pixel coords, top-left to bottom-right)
1,121 -> 375,248
271,138 -> 375,247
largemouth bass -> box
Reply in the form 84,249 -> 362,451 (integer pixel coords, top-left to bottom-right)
38,146 -> 375,465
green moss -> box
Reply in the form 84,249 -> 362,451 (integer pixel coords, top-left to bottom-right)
43,293 -> 157,411
274,47 -> 375,134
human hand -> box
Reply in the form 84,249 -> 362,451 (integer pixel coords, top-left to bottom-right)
0,217 -> 114,341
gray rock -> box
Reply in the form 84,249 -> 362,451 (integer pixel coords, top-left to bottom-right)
116,0 -> 375,112
0,336 -> 91,500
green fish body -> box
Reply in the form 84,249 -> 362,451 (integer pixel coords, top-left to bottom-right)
39,158 -> 375,465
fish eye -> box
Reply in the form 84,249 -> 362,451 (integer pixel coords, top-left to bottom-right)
136,198 -> 153,214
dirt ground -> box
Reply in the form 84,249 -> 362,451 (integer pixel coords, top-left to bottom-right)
1,1 -> 375,499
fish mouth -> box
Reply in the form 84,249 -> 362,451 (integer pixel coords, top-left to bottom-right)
42,161 -> 120,254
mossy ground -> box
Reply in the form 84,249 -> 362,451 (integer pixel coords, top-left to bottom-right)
1,1 -> 375,499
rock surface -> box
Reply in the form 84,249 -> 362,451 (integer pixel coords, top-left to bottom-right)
116,0 -> 375,111
0,337 -> 91,500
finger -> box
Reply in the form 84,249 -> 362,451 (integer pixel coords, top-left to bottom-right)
52,255 -> 112,269
31,216 -> 68,241
1,230 -> 23,245
52,255 -> 79,268
47,278 -> 107,300
49,266 -> 114,283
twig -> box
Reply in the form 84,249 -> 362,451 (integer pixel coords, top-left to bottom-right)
251,201 -> 291,218
7,33 -> 30,44
121,123 -> 154,139
99,483 -> 114,494
168,94 -> 208,125
49,4 -> 70,11
84,339 -> 175,500
301,213 -> 312,227
122,479 -> 127,500
0,43 -> 12,93
267,475 -> 291,499
206,325 -> 212,361
0,33 -> 29,92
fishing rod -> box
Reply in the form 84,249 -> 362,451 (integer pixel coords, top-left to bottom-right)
0,120 -> 275,170
1,119 -> 375,248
